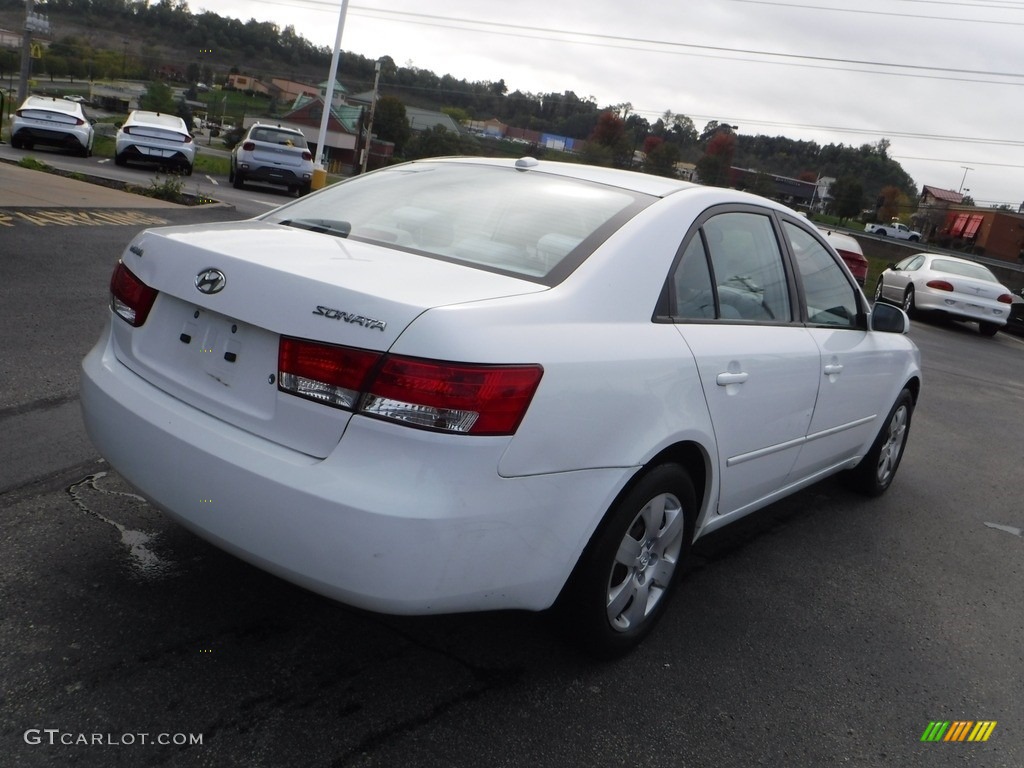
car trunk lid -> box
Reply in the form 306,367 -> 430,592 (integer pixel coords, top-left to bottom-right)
110,221 -> 547,457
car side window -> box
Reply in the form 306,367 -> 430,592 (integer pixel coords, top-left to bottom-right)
896,255 -> 925,271
672,236 -> 717,319
704,212 -> 791,322
784,222 -> 860,328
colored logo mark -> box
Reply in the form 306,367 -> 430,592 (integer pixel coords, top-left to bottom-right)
921,721 -> 997,742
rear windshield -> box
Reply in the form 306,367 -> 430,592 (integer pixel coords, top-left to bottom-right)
250,127 -> 308,148
932,258 -> 998,282
261,162 -> 652,284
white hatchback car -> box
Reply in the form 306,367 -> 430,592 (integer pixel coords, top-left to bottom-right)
874,252 -> 1013,336
10,95 -> 94,156
115,110 -> 196,175
81,158 -> 921,654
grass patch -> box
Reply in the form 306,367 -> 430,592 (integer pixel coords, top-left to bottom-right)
18,156 -> 52,172
93,135 -> 116,158
194,153 -> 230,176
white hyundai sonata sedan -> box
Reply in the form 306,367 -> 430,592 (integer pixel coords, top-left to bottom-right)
81,157 -> 921,655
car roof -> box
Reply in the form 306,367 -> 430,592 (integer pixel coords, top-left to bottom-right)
20,95 -> 84,116
415,156 -> 698,198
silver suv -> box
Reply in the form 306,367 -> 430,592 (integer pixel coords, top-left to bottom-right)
11,95 -> 95,156
230,123 -> 314,196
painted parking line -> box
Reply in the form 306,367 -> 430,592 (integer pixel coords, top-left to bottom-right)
0,209 -> 171,227
205,175 -> 219,185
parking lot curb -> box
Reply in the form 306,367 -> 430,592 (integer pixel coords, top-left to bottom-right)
0,157 -> 233,210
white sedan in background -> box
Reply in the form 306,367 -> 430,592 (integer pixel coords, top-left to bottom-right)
115,110 -> 196,175
81,157 -> 921,655
874,252 -> 1013,336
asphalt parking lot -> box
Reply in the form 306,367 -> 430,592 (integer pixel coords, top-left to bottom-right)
1,165 -> 1022,767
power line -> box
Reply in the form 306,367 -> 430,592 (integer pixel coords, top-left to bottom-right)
219,1 -> 1024,84
725,0 -> 1024,25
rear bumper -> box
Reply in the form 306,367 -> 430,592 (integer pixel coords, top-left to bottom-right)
914,289 -> 1008,325
116,141 -> 195,166
237,164 -> 312,187
12,126 -> 89,150
80,329 -> 629,614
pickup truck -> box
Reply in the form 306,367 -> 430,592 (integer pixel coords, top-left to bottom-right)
864,221 -> 921,241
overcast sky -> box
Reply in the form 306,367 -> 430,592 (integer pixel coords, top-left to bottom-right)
195,0 -> 1024,208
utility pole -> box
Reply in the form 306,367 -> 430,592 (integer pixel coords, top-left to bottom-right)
17,0 -> 50,104
360,60 -> 381,174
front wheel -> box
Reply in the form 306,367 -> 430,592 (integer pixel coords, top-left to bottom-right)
845,388 -> 914,496
873,279 -> 885,304
558,464 -> 695,657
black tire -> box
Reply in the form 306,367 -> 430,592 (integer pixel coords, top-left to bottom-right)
558,464 -> 695,657
228,164 -> 234,183
114,153 -> 126,167
845,388 -> 914,497
877,229 -> 887,236
979,321 -> 999,337
873,279 -> 885,304
299,183 -> 312,197
232,171 -> 245,189
902,286 -> 915,316
183,163 -> 193,177
908,235 -> 920,242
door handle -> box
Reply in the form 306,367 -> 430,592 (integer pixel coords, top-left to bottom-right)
716,372 -> 749,386
824,364 -> 844,376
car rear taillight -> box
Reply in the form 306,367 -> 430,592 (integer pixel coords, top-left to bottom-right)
277,338 -> 543,436
363,357 -> 543,435
242,141 -> 255,151
121,126 -> 132,134
998,293 -> 1013,304
74,118 -> 85,126
301,151 -> 312,161
110,261 -> 158,327
926,280 -> 954,292
278,338 -> 380,409
184,135 -> 193,143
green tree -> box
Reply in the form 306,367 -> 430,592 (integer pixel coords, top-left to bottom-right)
644,140 -> 681,178
140,80 -> 177,113
374,96 -> 411,154
405,125 -> 474,160
830,176 -> 864,223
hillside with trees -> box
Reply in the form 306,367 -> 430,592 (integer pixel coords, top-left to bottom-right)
0,0 -> 918,206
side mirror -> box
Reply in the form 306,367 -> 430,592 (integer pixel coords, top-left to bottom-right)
887,262 -> 899,271
870,302 -> 910,334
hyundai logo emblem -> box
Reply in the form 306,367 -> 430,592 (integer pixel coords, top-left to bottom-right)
195,268 -> 226,295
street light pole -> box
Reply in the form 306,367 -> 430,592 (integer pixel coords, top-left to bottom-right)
360,60 -> 381,174
958,166 -> 973,194
314,0 -> 349,180
17,0 -> 49,104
